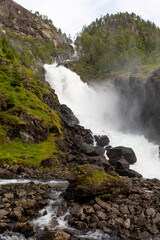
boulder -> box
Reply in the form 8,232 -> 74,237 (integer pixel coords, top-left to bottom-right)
41,156 -> 59,168
0,168 -> 17,179
116,158 -> 130,169
81,142 -> 95,155
38,229 -> 71,240
61,104 -> 79,127
94,135 -> 109,147
87,155 -> 110,171
13,221 -> 36,237
107,146 -> 137,164
116,168 -> 142,178
0,223 -> 9,233
65,164 -> 126,201
81,142 -> 105,156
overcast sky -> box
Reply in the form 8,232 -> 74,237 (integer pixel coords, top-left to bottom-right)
14,0 -> 160,38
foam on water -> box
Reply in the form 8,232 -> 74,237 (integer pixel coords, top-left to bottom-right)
45,63 -> 160,179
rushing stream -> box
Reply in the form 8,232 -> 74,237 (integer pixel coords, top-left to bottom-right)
45,63 -> 160,179
0,179 -> 115,240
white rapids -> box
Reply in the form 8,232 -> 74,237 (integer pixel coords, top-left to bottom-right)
45,63 -> 160,179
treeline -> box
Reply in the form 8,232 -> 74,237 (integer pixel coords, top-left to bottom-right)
75,12 -> 160,79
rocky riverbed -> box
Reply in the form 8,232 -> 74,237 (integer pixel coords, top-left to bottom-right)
0,163 -> 160,240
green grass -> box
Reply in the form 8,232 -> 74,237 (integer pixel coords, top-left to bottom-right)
0,134 -> 59,165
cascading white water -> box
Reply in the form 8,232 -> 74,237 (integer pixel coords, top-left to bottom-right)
45,63 -> 160,179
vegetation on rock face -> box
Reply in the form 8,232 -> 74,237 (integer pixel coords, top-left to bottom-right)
74,12 -> 160,80
0,35 -> 63,165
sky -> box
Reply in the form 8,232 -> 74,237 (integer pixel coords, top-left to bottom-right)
14,0 -> 160,38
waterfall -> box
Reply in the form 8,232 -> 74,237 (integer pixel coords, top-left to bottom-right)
44,63 -> 160,179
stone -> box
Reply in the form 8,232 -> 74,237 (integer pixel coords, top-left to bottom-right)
117,168 -> 142,178
13,221 -> 36,237
90,214 -> 99,223
107,146 -> 137,164
41,156 -> 59,167
61,104 -> 79,128
83,206 -> 95,214
103,227 -> 112,234
76,207 -> 85,221
93,204 -> 101,211
0,223 -> 9,233
116,158 -> 130,169
19,131 -> 34,142
13,207 -> 24,220
94,135 -> 109,147
0,168 -> 16,179
70,203 -> 80,215
0,210 -> 9,218
74,221 -> 87,229
95,198 -> 111,212
119,204 -> 129,215
16,189 -> 26,198
80,142 -> 96,155
3,193 -> 14,199
96,210 -> 106,221
146,224 -> 159,235
153,213 -> 160,224
146,208 -> 156,218
54,230 -> 70,240
123,218 -> 130,229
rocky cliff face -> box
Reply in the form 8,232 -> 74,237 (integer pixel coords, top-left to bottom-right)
0,0 -> 63,45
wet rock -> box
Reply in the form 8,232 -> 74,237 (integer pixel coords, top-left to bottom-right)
13,221 -> 36,237
76,207 -> 85,221
65,164 -> 123,201
80,142 -> 96,155
70,203 -> 81,215
87,156 -> 110,171
54,230 -> 71,240
61,104 -> 79,128
94,135 -> 109,147
116,168 -> 142,178
0,168 -> 17,179
12,207 -> 24,220
0,223 -> 10,233
74,221 -> 87,229
107,146 -> 137,164
116,158 -> 130,169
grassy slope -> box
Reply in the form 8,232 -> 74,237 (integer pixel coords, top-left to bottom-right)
0,36 -> 64,166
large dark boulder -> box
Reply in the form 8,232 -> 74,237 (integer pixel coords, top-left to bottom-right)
87,155 -> 110,171
94,135 -> 109,147
61,104 -> 79,128
80,142 -> 105,156
107,146 -> 137,165
116,168 -> 142,178
65,164 -> 127,201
